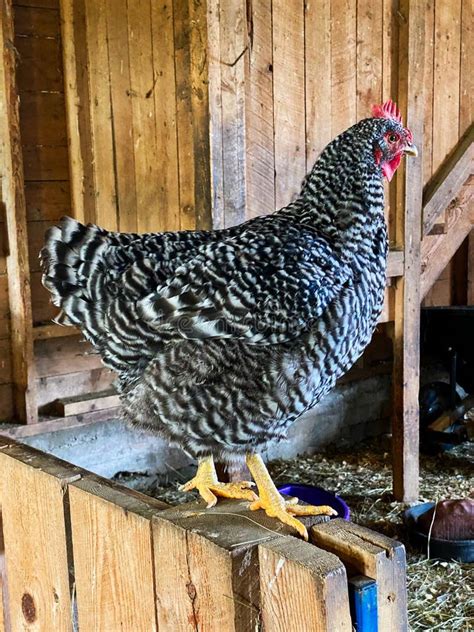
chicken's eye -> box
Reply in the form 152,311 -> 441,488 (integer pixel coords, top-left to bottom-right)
388,133 -> 398,143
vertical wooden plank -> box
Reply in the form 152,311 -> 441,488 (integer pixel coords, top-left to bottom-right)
69,477 -> 166,632
392,0 -> 425,501
330,0 -> 357,136
207,0 -> 225,229
259,537 -> 352,632
305,0 -> 332,168
188,0 -> 212,230
273,0 -> 305,209
0,441 -> 78,631
84,0 -> 118,230
0,0 -> 37,424
153,500 -> 272,632
356,0 -> 383,120
423,0 -> 435,186
432,0 -> 462,173
105,0 -> 138,233
382,0 -> 398,242
59,0 -> 85,224
174,0 -> 196,231
459,0 -> 473,137
151,0 -> 180,232
61,0 -> 96,224
217,0 -> 247,226
127,0 -> 159,233
311,519 -> 408,632
245,0 -> 274,217
174,0 -> 212,231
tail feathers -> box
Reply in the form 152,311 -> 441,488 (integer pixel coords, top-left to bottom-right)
40,216 -> 109,342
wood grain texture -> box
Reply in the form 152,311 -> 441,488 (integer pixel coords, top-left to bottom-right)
423,0 -> 435,185
206,0 -> 225,229
153,499 -> 270,632
25,181 -> 70,222
105,0 -> 137,233
151,0 -> 180,231
1,0 -> 37,423
382,0 -> 399,238
259,537 -> 351,632
245,0 -> 274,218
356,0 -> 383,119
432,0 -> 462,174
34,335 -> 103,379
272,0 -> 305,209
331,0 -> 357,136
60,0 -> 85,223
15,35 -> 62,93
13,4 -> 59,37
0,440 -> 79,631
127,0 -> 159,233
311,519 -> 408,632
421,184 -> 473,298
459,0 -> 473,136
217,0 -> 247,226
84,0 -> 118,230
35,366 -> 114,409
69,476 -> 166,632
305,0 -> 332,168
392,0 -> 425,501
423,126 -> 473,235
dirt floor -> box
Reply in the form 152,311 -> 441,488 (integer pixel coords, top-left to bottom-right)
115,437 -> 473,631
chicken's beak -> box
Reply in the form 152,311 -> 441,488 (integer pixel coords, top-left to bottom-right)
404,143 -> 418,157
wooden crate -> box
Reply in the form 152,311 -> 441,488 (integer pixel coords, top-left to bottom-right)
0,436 -> 408,631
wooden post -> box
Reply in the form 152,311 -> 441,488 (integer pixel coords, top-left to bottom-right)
392,0 -> 425,501
259,537 -> 352,632
311,519 -> 408,632
68,476 -> 167,632
152,499 -> 352,631
0,0 -> 37,424
0,438 -> 80,630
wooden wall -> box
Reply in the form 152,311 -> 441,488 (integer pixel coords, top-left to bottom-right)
62,0 -> 212,233
423,0 -> 473,306
0,0 -> 472,422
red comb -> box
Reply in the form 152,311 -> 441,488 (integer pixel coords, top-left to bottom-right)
371,99 -> 402,123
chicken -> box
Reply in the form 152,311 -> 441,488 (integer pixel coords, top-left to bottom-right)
41,100 -> 417,539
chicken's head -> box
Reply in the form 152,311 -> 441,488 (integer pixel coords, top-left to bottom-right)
371,99 -> 417,182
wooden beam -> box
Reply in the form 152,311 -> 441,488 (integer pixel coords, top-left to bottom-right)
423,125 -> 474,235
0,0 -> 37,424
48,389 -> 120,417
32,322 -> 79,340
311,519 -> 408,632
421,205 -> 473,299
392,0 -> 425,502
1,407 -> 120,439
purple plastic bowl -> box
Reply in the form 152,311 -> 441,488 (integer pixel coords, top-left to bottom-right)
277,483 -> 350,520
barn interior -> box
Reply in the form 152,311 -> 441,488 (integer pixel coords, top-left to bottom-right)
0,0 -> 472,630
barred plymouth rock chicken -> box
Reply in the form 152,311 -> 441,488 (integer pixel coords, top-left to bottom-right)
41,100 -> 417,539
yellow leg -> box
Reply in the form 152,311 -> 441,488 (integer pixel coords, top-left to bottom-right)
180,455 -> 258,508
246,453 -> 337,540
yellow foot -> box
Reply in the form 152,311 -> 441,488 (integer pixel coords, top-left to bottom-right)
245,453 -> 337,541
249,496 -> 337,540
179,455 -> 258,508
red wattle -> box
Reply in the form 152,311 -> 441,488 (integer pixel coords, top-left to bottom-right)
381,153 -> 402,181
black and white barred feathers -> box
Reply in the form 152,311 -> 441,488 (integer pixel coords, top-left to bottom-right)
41,116 -> 400,460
